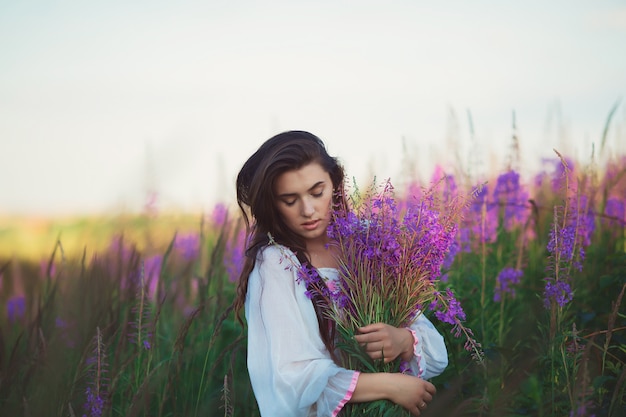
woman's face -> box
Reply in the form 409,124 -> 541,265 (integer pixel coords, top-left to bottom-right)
273,162 -> 334,247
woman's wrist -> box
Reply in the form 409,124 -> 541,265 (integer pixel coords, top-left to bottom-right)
351,372 -> 394,403
379,372 -> 396,400
400,328 -> 417,362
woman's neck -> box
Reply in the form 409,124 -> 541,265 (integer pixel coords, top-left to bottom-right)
306,240 -> 339,269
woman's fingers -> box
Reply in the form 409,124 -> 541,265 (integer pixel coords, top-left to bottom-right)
409,387 -> 434,415
354,329 -> 383,343
355,323 -> 415,363
358,322 -> 385,333
354,338 -> 393,362
355,333 -> 385,351
424,382 -> 436,399
384,374 -> 436,416
358,344 -> 387,358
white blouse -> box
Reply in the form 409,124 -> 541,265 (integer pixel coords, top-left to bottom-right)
245,244 -> 448,417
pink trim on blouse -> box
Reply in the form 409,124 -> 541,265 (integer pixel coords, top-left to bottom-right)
405,328 -> 424,377
332,371 -> 360,417
406,328 -> 419,354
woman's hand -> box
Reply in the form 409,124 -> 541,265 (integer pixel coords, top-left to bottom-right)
354,323 -> 415,363
351,372 -> 436,416
385,373 -> 436,416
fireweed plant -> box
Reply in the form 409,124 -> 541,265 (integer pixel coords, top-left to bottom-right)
82,327 -> 109,417
543,151 -> 598,415
271,178 -> 484,416
544,152 -> 595,334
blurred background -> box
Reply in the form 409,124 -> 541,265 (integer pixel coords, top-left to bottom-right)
1,0 -> 625,217
2,3 -> 626,415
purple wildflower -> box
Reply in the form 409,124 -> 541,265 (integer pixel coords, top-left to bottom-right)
440,235 -> 460,282
494,267 -> 523,302
442,174 -> 458,204
604,197 -> 625,230
143,254 -> 162,300
429,167 -> 459,205
457,227 -> 472,253
442,240 -> 460,271
428,288 -> 482,362
225,227 -> 246,282
544,189 -> 596,310
602,156 -> 626,198
543,278 -> 573,308
544,200 -> 587,308
549,156 -> 576,193
403,182 -> 424,207
576,195 -> 595,247
294,260 -> 354,314
533,169 -> 547,190
296,264 -> 329,299
329,191 -> 406,278
547,195 -> 594,272
429,165 -> 446,185
493,170 -> 529,231
210,202 -> 229,227
464,184 -> 498,244
7,295 -> 26,323
399,360 -> 411,374
402,203 -> 458,281
82,327 -> 108,417
429,288 -> 466,325
82,387 -> 105,417
174,233 -> 200,261
547,222 -> 578,264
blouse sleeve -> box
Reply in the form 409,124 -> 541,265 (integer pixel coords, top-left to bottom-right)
245,245 -> 359,417
402,313 -> 449,380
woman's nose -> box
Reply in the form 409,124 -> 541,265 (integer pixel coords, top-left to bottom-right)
302,198 -> 315,217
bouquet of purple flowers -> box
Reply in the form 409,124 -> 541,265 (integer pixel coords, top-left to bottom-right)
296,179 -> 483,416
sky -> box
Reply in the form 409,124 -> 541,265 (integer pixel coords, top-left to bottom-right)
1,0 -> 625,217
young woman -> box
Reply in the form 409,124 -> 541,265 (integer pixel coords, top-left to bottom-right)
233,130 -> 448,416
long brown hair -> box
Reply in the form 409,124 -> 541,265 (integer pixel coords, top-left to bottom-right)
233,130 -> 345,356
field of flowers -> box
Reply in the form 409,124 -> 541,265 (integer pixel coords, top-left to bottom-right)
1,148 -> 625,416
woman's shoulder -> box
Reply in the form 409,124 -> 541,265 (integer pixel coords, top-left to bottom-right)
256,243 -> 300,268
250,244 -> 302,288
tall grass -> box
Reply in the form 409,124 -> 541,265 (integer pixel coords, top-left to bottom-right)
0,210 -> 258,416
1,150 -> 625,416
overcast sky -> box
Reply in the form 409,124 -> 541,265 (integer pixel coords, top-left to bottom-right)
1,0 -> 625,216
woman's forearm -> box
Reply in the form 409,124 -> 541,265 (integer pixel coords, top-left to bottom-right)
349,372 -> 436,414
349,373 -> 392,403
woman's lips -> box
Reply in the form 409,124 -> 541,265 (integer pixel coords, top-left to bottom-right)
302,220 -> 321,231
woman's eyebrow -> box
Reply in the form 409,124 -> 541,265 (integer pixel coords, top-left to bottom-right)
277,181 -> 326,198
